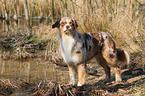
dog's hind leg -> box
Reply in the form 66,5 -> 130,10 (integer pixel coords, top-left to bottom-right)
77,63 -> 86,86
104,55 -> 122,83
113,66 -> 122,82
95,53 -> 111,82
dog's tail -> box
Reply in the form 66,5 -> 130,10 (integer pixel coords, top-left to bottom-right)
116,49 -> 130,69
124,50 -> 130,65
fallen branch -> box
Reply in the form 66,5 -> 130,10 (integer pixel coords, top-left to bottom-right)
54,62 -> 98,75
54,62 -> 68,67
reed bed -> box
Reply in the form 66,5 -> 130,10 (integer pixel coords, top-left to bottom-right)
0,1 -> 145,95
0,0 -> 144,63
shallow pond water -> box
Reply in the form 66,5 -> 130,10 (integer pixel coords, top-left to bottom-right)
0,58 -> 69,84
0,19 -> 70,84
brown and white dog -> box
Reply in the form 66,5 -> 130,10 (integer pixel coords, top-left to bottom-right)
100,32 -> 130,82
52,17 -> 129,86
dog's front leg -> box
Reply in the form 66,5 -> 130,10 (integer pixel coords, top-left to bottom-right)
77,63 -> 86,86
113,67 -> 122,83
68,65 -> 77,86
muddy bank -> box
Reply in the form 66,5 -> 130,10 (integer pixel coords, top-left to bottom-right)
0,27 -> 145,95
0,65 -> 145,96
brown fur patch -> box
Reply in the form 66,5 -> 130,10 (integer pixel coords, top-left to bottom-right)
90,32 -> 102,43
117,49 -> 126,62
109,54 -> 115,58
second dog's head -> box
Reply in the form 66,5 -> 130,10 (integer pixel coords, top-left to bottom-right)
101,32 -> 113,43
52,17 -> 78,35
101,32 -> 116,49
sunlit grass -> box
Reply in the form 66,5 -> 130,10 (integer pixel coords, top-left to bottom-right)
0,0 -> 145,95
0,0 -> 144,63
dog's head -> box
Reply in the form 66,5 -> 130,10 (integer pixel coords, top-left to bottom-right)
101,32 -> 116,49
101,32 -> 109,43
101,32 -> 114,43
52,17 -> 78,35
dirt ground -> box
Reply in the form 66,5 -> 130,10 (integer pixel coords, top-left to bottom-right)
0,58 -> 145,96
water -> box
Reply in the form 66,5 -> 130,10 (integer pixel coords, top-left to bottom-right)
0,19 -> 69,85
0,58 -> 69,84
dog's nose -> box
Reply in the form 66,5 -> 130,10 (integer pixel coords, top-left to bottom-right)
66,25 -> 70,29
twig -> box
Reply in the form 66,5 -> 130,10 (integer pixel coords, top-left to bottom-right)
7,79 -> 19,89
54,62 -> 68,67
54,62 -> 98,75
38,81 -> 42,89
0,79 -> 6,83
68,89 -> 74,96
58,84 -> 65,95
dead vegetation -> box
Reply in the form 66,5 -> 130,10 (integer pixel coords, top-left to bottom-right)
0,0 -> 145,95
0,34 -> 47,60
0,66 -> 145,96
0,0 -> 144,61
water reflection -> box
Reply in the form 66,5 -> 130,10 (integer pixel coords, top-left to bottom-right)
0,19 -> 69,84
0,59 -> 69,84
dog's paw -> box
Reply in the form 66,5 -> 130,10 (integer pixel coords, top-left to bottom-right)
69,81 -> 76,86
115,76 -> 122,83
77,82 -> 84,86
115,79 -> 122,84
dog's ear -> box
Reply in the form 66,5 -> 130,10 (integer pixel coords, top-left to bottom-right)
100,33 -> 104,43
52,19 -> 60,28
72,20 -> 78,29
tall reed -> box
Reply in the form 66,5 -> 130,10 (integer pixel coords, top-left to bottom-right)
0,0 -> 144,64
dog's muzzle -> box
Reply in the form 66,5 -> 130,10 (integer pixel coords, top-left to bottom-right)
64,24 -> 72,33
64,29 -> 71,33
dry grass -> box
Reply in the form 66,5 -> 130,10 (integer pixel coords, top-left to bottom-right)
0,0 -> 144,63
0,0 -> 145,62
0,1 -> 145,95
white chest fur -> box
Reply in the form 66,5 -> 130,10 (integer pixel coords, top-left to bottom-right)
59,34 -> 80,64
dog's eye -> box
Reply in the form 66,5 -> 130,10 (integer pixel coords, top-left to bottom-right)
69,22 -> 72,25
61,22 -> 65,26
